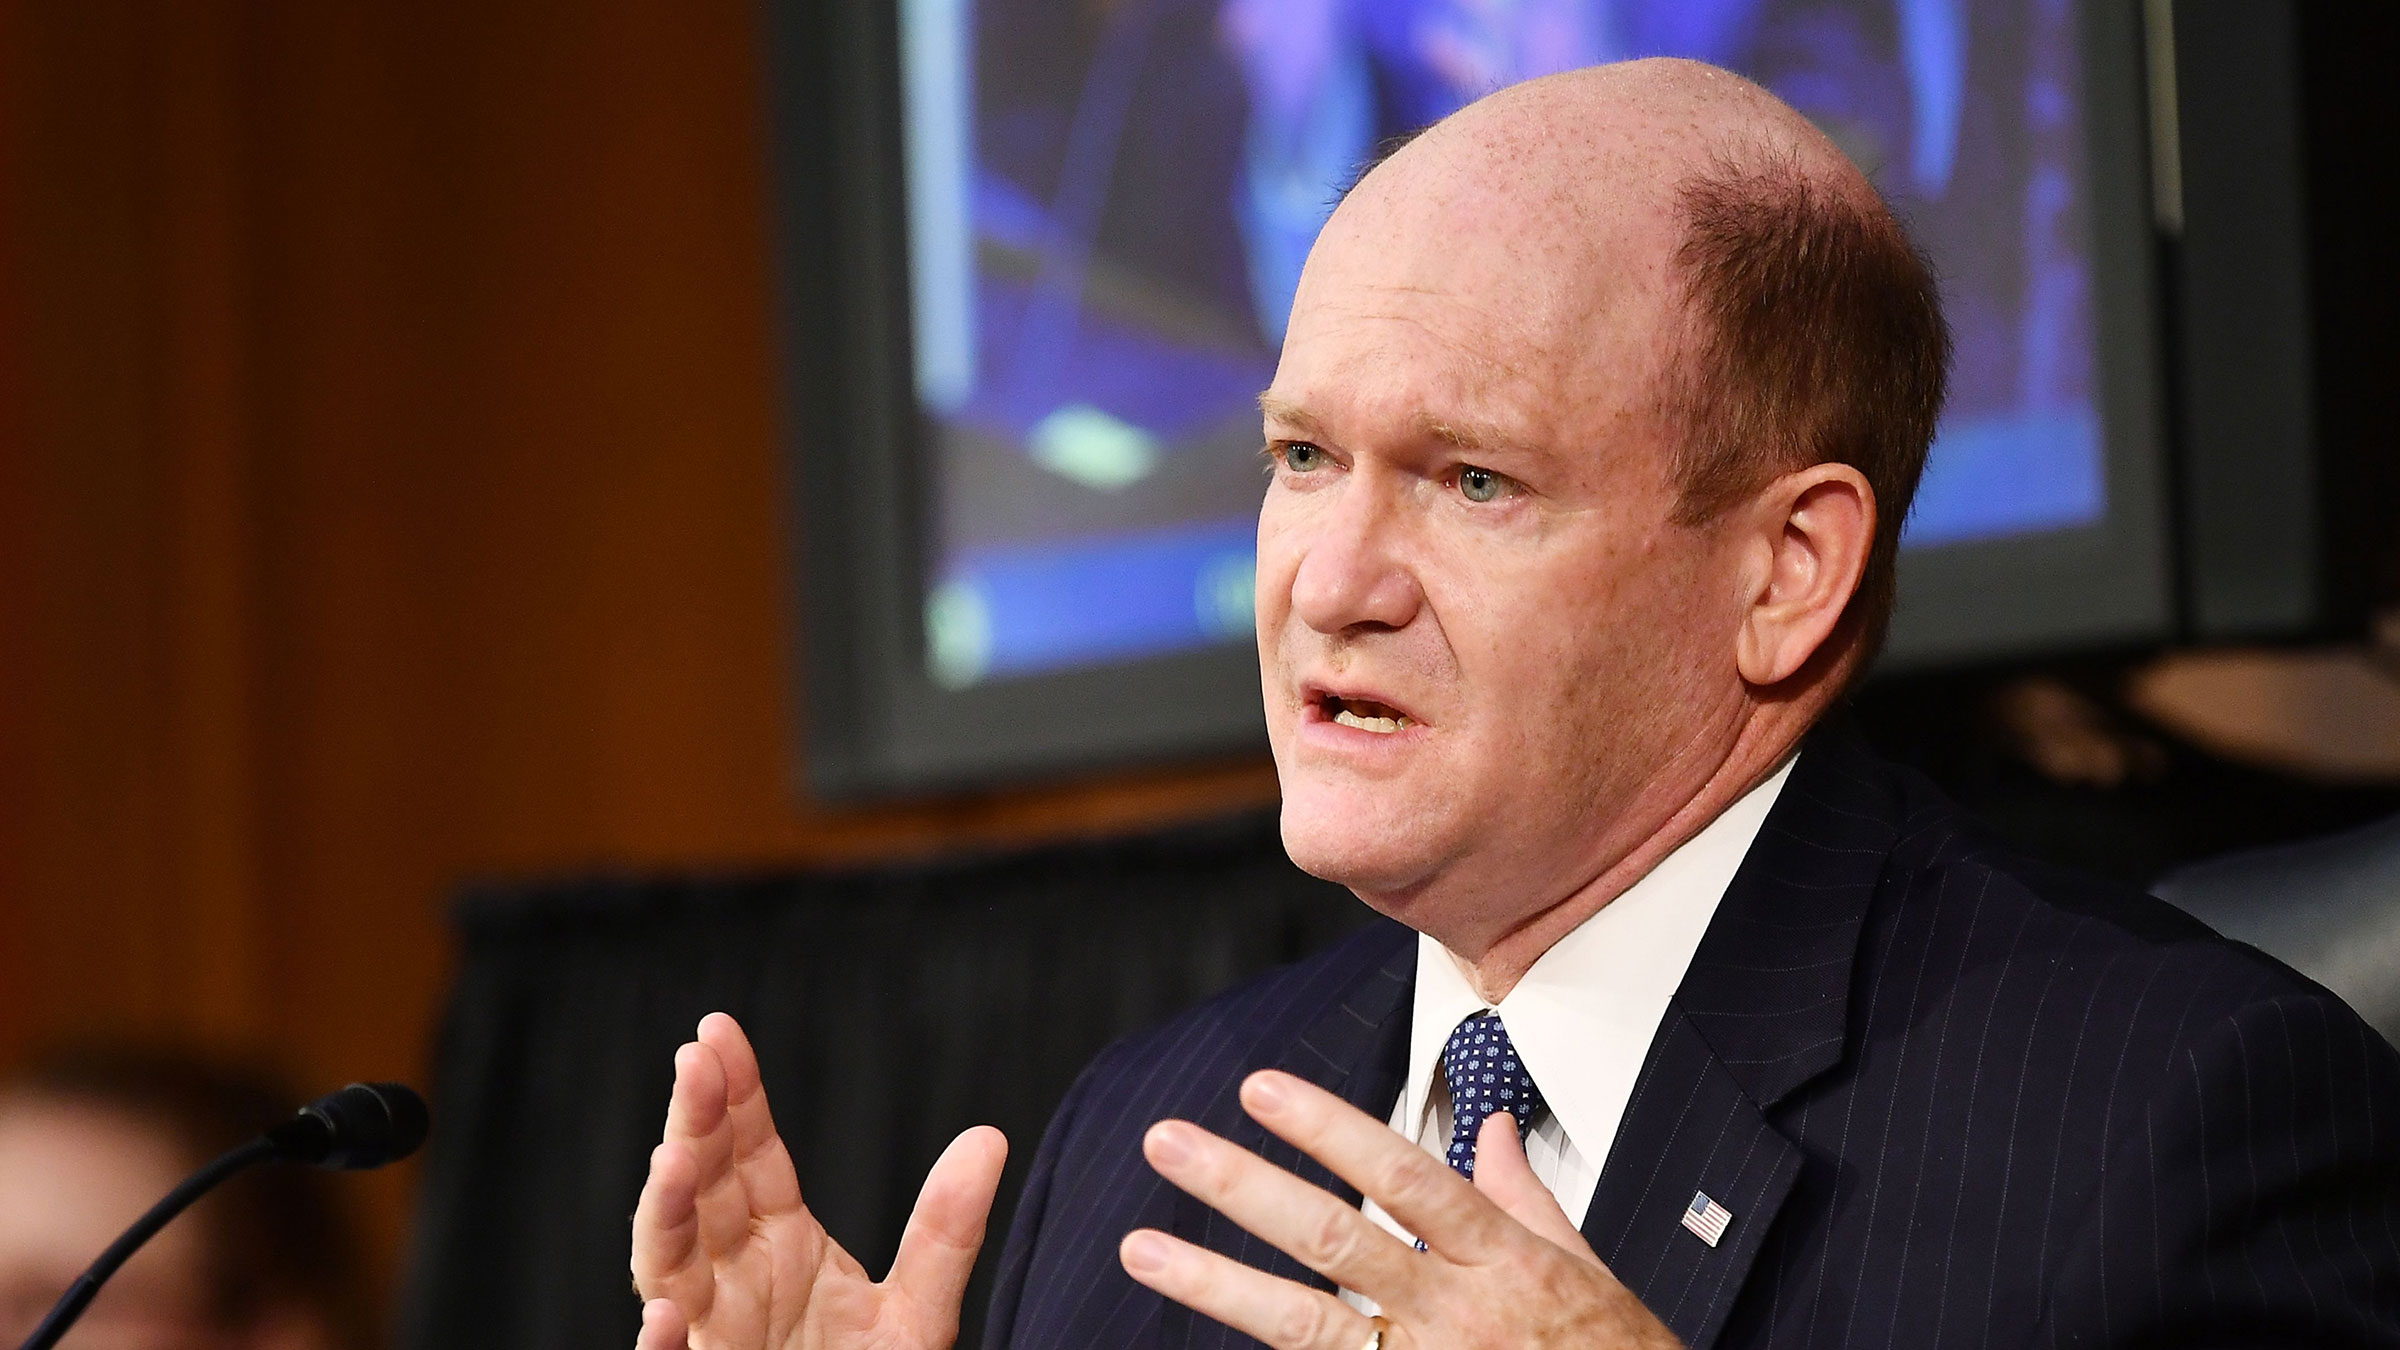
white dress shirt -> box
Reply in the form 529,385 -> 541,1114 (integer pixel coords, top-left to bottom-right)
1341,756 -> 1794,1313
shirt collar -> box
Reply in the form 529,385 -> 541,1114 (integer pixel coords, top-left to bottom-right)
1397,754 -> 1797,1159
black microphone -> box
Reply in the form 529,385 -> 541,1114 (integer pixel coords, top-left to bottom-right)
15,1082 -> 429,1350
264,1081 -> 432,1170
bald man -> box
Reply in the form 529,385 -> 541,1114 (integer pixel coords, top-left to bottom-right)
630,60 -> 2400,1350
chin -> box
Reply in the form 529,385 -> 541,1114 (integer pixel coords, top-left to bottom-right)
1276,778 -> 1447,896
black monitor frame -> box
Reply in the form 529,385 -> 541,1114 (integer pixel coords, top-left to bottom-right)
765,0 -> 2178,798
765,0 -> 1270,799
1878,0 -> 2175,668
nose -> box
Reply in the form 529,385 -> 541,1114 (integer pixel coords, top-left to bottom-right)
1286,475 -> 1423,635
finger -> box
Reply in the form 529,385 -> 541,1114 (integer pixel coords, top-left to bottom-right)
635,1298 -> 689,1350
887,1125 -> 1009,1324
1238,1070 -> 1516,1262
660,1035 -> 737,1213
1470,1113 -> 1601,1266
1120,1229 -> 1377,1350
662,1038 -> 765,1261
695,1013 -> 806,1219
630,1140 -> 711,1311
1141,1119 -> 1421,1306
661,1036 -> 729,1155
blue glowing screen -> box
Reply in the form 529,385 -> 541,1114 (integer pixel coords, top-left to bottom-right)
902,0 -> 2104,686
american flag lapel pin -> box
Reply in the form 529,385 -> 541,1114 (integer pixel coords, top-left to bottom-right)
1681,1190 -> 1733,1247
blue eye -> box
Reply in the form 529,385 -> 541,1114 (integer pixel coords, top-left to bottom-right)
1282,442 -> 1328,472
1459,466 -> 1503,502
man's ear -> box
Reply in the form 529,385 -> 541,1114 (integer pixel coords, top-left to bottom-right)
1734,463 -> 1876,688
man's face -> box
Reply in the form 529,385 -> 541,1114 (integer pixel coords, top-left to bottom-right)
1255,171 -> 1751,956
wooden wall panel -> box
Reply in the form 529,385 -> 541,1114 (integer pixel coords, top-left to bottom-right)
0,0 -> 1278,1293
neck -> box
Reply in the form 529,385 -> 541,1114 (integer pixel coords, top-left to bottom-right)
1451,710 -> 1807,1004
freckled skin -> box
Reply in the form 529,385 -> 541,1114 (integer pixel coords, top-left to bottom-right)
1256,61 -> 1877,1001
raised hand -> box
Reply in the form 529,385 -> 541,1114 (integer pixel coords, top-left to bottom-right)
630,1013 -> 1008,1350
1117,1070 -> 1680,1350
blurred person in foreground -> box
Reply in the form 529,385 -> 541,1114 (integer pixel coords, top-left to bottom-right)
631,58 -> 2400,1349
0,1047 -> 373,1350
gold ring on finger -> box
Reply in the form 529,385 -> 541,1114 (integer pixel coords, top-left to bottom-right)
1357,1314 -> 1390,1350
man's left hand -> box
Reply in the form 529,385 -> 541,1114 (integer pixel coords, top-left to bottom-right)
1118,1069 -> 1683,1349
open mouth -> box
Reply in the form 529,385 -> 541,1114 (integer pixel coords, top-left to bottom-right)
1317,692 -> 1415,734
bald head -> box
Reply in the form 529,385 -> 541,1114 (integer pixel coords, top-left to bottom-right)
1342,57 -> 1875,242
1313,60 -> 1872,362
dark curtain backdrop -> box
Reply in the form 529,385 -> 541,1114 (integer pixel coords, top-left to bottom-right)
399,810 -> 1368,1350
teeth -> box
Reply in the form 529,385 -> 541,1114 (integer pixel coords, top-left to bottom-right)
1331,706 -> 1410,734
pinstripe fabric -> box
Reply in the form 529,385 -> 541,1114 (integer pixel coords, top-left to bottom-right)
985,730 -> 2400,1348
982,919 -> 1415,1349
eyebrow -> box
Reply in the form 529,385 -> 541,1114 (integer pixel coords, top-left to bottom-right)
1257,393 -> 1538,465
1256,393 -> 1325,439
1413,412 -> 1528,458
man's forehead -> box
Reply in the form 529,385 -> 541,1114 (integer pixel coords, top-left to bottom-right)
1282,139 -> 1690,430
1270,235 -> 1677,457
1315,150 -> 1675,314
1282,285 -> 1568,392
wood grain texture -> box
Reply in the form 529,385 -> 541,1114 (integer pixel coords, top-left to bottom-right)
0,0 -> 1278,1297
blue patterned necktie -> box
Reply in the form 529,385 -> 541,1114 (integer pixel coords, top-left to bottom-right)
1440,1010 -> 1547,1179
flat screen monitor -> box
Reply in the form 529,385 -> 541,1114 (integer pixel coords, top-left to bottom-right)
767,0 -> 2173,796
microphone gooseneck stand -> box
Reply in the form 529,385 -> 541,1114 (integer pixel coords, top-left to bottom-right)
14,1081 -> 429,1350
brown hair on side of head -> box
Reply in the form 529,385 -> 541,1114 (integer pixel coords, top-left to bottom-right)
1661,148 -> 1953,676
1,1044 -> 378,1350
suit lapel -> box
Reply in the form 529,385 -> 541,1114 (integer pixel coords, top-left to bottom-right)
1254,920 -> 1416,1209
1579,1017 -> 1808,1350
1161,921 -> 1416,1348
1580,729 -> 1899,1349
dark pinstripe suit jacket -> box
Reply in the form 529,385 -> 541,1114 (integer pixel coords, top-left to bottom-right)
983,730 -> 2400,1348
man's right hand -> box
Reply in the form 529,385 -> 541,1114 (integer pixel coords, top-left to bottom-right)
630,1013 -> 1009,1350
